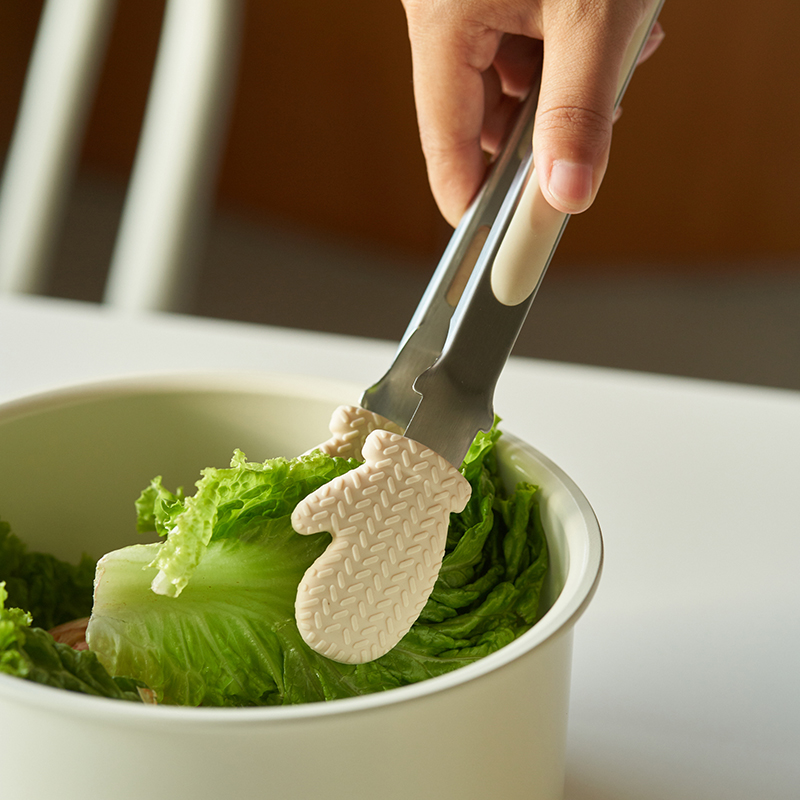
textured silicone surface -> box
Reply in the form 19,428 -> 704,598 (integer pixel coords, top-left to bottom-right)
312,404 -> 403,460
292,429 -> 471,664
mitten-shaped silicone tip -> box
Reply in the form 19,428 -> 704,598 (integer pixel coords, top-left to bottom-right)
310,405 -> 403,461
292,429 -> 471,664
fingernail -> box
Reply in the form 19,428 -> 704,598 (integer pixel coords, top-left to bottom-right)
547,160 -> 594,212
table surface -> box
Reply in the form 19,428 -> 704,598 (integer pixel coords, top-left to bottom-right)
2,294 -> 798,799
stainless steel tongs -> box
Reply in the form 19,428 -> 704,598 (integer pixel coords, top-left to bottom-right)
293,5 -> 663,664
360,3 -> 663,467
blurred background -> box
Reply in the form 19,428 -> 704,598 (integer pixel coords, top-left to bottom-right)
2,0 -> 799,389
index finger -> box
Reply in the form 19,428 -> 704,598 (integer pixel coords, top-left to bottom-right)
403,9 -> 502,225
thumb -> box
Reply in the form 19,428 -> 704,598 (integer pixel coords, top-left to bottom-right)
534,6 -> 645,214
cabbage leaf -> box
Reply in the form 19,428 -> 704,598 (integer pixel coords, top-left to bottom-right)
1,582 -> 143,701
87,430 -> 549,706
0,518 -> 95,630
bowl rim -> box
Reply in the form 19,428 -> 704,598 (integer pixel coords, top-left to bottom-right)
0,371 -> 603,724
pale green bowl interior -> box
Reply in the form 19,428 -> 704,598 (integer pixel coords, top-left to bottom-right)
0,379 -> 337,562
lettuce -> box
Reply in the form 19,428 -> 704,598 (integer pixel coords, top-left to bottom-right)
0,523 -> 144,701
2,428 -> 548,707
87,430 -> 548,706
1,583 -> 144,701
0,519 -> 95,630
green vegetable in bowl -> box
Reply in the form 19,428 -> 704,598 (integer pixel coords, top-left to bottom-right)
0,583 -> 145,701
1,426 -> 548,706
0,519 -> 95,631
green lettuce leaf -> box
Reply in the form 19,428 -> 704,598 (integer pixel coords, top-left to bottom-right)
143,449 -> 357,597
87,431 -> 548,706
0,583 -> 30,678
1,582 -> 143,701
0,518 -> 95,630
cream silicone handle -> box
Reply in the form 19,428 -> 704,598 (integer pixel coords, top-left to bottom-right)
491,1 -> 663,306
490,171 -> 566,306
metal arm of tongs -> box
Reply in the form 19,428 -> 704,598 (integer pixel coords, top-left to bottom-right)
361,3 -> 664,467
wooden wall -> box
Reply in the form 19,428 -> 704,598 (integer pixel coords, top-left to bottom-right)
2,0 -> 799,274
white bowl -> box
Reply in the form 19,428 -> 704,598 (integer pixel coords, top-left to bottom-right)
0,373 -> 602,800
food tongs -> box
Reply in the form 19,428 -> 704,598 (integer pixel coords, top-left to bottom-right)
291,5 -> 664,665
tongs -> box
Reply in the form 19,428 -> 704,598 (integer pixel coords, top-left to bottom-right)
361,67 -> 557,467
292,4 -> 664,664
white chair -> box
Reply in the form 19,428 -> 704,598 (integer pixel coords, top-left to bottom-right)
0,0 -> 242,312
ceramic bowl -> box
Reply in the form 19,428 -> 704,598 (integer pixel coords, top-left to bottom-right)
0,373 -> 602,800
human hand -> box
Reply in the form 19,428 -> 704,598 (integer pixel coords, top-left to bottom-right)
401,0 -> 665,225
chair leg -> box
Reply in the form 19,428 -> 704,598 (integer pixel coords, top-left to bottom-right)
104,0 -> 244,313
0,0 -> 117,295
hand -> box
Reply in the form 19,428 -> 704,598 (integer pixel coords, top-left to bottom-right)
401,0 -> 665,225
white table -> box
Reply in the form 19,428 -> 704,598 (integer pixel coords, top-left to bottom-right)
2,294 -> 798,799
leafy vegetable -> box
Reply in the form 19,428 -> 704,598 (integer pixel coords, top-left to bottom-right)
86,430 -> 548,706
142,449 -> 356,597
1,582 -> 144,701
1,427 -> 548,706
0,518 -> 95,630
